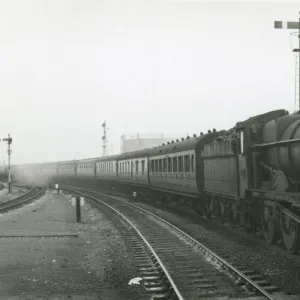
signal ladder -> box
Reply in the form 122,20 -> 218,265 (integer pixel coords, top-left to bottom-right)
295,51 -> 300,112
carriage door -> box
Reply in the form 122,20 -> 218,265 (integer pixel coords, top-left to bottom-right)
131,161 -> 134,179
238,130 -> 248,198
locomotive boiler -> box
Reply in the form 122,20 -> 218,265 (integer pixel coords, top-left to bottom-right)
260,112 -> 300,192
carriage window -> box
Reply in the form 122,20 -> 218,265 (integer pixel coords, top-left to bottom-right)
191,155 -> 194,172
141,160 -> 145,175
158,159 -> 162,172
184,155 -> 190,172
178,156 -> 183,172
173,157 -> 177,172
168,157 -> 172,172
135,161 -> 139,174
162,158 -> 166,172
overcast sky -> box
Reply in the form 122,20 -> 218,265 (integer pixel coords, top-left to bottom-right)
0,0 -> 299,164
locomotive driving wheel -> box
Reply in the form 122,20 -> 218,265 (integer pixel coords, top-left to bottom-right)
280,211 -> 300,254
261,201 -> 280,245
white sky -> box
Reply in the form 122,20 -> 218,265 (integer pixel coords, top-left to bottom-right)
0,0 -> 299,164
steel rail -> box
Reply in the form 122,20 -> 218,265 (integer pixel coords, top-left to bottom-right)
64,186 -> 185,300
0,186 -> 46,211
62,185 -> 276,300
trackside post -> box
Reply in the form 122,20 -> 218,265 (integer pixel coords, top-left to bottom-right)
72,196 -> 84,223
2,134 -> 12,194
55,184 -> 59,195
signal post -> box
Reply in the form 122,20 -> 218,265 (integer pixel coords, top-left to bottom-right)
274,13 -> 300,110
3,134 -> 12,194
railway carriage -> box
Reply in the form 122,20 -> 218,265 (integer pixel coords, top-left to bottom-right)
95,155 -> 119,189
76,158 -> 98,188
76,158 -> 97,178
57,160 -> 78,185
149,139 -> 198,204
117,149 -> 150,195
148,131 -> 225,208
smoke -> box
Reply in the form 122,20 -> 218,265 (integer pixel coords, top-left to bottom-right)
11,164 -> 56,185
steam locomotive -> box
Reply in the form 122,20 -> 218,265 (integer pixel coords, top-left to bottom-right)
6,108 -> 300,253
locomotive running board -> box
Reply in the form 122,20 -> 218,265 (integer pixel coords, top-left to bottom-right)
250,189 -> 300,206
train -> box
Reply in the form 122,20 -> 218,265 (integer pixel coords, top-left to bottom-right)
3,108 -> 300,254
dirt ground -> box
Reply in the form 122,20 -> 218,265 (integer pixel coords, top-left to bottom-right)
0,189 -> 146,300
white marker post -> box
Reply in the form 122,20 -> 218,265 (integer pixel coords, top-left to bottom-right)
71,195 -> 84,223
55,184 -> 59,195
132,191 -> 137,201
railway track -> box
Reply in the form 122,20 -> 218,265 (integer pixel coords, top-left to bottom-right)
0,185 -> 46,212
61,185 -> 294,300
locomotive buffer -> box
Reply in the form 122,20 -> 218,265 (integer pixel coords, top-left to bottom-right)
274,13 -> 300,110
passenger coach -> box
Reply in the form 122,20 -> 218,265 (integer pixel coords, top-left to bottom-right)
148,130 -> 225,208
117,149 -> 150,194
95,155 -> 119,188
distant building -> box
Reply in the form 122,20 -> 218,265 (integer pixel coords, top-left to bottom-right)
120,133 -> 187,153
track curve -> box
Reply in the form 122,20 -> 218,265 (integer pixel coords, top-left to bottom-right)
62,185 -> 292,300
0,185 -> 46,212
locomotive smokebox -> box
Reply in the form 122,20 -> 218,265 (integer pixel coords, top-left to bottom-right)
262,113 -> 300,177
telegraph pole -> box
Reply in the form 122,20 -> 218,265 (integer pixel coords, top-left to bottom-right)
102,121 -> 107,157
274,13 -> 300,111
3,134 -> 12,194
